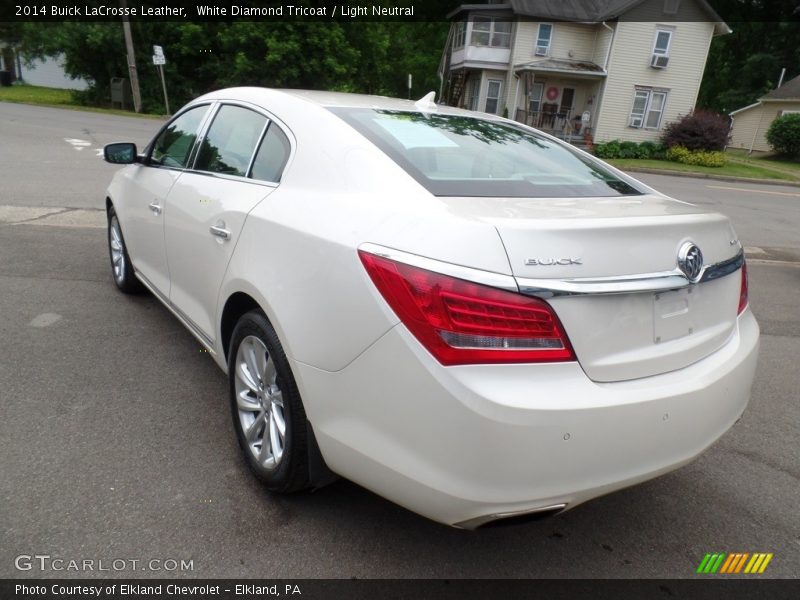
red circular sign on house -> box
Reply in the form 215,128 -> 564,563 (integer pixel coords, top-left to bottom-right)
546,86 -> 559,101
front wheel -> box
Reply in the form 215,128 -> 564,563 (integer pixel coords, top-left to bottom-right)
107,206 -> 143,294
228,310 -> 311,493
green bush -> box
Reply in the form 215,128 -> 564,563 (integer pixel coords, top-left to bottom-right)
636,140 -> 667,159
594,140 -> 621,158
618,141 -> 639,159
666,145 -> 726,167
766,113 -> 800,158
593,139 -> 667,160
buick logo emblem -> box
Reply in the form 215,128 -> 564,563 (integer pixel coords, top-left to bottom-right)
678,242 -> 704,282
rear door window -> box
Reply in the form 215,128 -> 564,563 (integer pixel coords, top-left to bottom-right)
194,105 -> 268,177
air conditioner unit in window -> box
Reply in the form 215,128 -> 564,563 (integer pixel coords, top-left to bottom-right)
535,46 -> 549,56
650,54 -> 669,68
629,116 -> 643,128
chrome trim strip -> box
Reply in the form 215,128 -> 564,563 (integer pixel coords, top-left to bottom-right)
454,503 -> 567,530
358,243 -> 519,292
134,271 -> 216,352
517,249 -> 745,298
359,244 -> 744,299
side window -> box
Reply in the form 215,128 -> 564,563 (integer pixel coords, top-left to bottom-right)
250,124 -> 291,183
151,105 -> 209,168
195,105 -> 268,177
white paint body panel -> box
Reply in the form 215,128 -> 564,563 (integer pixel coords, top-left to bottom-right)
106,87 -> 760,526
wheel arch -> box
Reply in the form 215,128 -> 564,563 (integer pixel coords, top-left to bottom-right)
220,291 -> 263,362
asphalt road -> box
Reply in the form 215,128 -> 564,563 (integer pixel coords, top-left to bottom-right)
1,102 -> 798,579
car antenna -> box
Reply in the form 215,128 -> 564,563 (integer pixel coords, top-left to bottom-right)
414,91 -> 437,112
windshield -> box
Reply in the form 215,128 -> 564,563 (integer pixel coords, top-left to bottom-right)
330,108 -> 642,198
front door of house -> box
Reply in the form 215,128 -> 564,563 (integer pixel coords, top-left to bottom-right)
560,88 -> 575,115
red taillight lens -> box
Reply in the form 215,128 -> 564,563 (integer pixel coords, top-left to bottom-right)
737,261 -> 749,315
359,250 -> 575,365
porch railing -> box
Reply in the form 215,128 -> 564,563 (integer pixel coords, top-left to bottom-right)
515,108 -> 575,133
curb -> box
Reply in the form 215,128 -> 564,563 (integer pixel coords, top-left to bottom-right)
617,167 -> 800,188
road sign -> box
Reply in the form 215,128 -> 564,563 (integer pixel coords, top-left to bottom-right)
152,55 -> 166,65
153,45 -> 164,58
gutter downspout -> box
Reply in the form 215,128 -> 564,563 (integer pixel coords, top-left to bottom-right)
593,21 -> 616,141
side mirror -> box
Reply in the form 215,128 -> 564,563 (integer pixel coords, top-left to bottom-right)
104,142 -> 139,164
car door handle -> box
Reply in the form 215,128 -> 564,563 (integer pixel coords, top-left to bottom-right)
148,201 -> 162,215
209,225 -> 231,240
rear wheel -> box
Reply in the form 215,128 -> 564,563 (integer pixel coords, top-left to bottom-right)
229,310 -> 310,492
107,206 -> 143,294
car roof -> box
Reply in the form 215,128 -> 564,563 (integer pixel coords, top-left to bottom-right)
196,86 -> 483,117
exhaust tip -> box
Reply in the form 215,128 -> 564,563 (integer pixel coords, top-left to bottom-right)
455,503 -> 567,530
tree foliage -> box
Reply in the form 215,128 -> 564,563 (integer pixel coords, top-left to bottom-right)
698,1 -> 800,113
14,22 -> 447,113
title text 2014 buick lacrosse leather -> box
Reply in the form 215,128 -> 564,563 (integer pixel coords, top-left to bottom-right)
103,88 -> 758,528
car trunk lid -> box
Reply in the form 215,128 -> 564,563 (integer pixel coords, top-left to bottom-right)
437,194 -> 743,382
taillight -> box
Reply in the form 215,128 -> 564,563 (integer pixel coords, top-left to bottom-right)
359,250 -> 575,366
737,261 -> 749,315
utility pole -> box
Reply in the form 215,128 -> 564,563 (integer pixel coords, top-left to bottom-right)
120,0 -> 141,112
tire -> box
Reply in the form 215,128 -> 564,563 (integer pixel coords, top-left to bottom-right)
228,310 -> 310,493
107,205 -> 144,294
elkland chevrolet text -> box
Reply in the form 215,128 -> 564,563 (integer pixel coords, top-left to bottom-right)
103,88 -> 759,528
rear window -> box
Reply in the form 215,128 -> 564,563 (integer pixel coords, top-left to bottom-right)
330,108 -> 642,198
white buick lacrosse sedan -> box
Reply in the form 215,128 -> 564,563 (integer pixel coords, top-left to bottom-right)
103,88 -> 758,528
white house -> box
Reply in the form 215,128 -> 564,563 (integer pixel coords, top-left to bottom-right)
729,74 -> 800,153
439,0 -> 730,145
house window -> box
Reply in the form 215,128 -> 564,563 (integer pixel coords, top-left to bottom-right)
650,29 -> 672,68
535,23 -> 553,56
629,88 -> 668,129
453,21 -> 466,49
471,16 -> 511,48
485,79 -> 503,114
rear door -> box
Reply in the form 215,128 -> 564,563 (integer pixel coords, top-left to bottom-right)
163,103 -> 292,343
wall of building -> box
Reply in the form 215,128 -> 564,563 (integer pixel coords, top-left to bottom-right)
593,19 -> 715,142
729,102 -> 800,152
18,54 -> 89,90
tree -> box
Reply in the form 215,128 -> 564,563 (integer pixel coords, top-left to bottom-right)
766,113 -> 800,158
13,21 -> 448,113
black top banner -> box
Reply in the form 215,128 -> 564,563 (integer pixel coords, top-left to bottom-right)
3,0 -> 800,23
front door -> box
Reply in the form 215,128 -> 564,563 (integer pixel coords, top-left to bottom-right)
560,87 -> 575,116
120,104 -> 211,297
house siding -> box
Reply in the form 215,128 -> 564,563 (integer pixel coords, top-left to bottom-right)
729,101 -> 800,152
594,19 -> 715,142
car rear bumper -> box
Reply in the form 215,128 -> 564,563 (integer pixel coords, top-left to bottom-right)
294,308 -> 759,527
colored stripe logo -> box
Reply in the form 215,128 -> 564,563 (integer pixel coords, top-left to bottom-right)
696,552 -> 773,574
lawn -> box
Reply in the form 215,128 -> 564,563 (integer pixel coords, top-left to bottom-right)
0,84 -> 162,118
725,148 -> 800,177
606,157 -> 800,183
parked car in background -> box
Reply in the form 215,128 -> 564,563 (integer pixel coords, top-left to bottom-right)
103,87 -> 758,528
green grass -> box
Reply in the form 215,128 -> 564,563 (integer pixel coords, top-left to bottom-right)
0,84 -> 162,118
725,148 -> 800,176
0,84 -> 74,105
606,158 -> 800,182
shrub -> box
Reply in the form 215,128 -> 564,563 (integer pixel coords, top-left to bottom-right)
637,140 -> 667,159
594,140 -> 621,158
661,110 -> 730,151
666,145 -> 726,167
618,141 -> 640,159
766,113 -> 800,158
